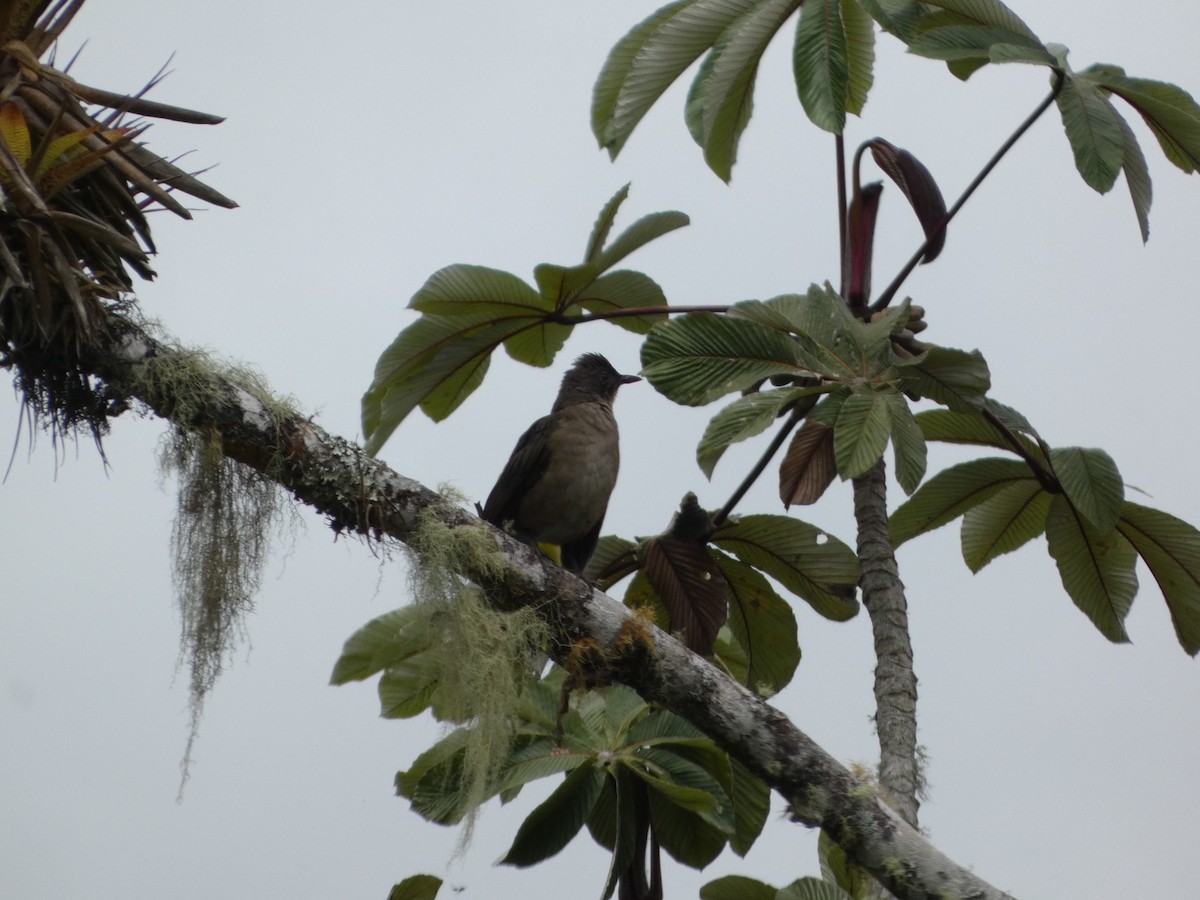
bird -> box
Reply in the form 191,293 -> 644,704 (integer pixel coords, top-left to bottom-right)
481,352 -> 639,574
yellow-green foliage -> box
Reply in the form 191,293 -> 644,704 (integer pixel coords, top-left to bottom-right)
405,490 -> 550,844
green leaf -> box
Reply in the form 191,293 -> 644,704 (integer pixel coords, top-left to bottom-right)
1046,494 -> 1137,643
889,457 -> 1036,547
1114,111 -> 1153,243
697,388 -> 827,478
592,0 -> 762,159
698,391 -> 789,478
584,535 -> 640,590
396,728 -> 472,825
713,514 -> 860,620
713,551 -> 801,696
779,877 -> 856,900
1049,446 -> 1124,533
895,345 -> 990,411
641,313 -> 803,405
501,765 -> 607,867
388,874 -> 443,900
533,262 -> 601,305
574,269 -> 669,335
885,391 -> 927,494
686,0 -> 802,180
1116,502 -> 1200,656
363,314 -> 495,452
378,653 -> 443,719
961,479 -> 1052,572
495,741 -> 589,796
330,606 -> 433,685
818,829 -> 875,898
731,285 -> 886,379
700,875 -> 779,900
595,210 -> 691,273
1085,66 -> 1200,174
858,0 -> 924,40
584,184 -> 631,263
923,0 -> 1039,35
914,402 -> 1043,461
729,757 -> 770,855
645,776 -> 731,868
1056,72 -> 1126,194
833,385 -> 891,479
794,0 -> 849,134
409,264 -> 548,317
841,0 -> 875,115
906,0 -> 1045,70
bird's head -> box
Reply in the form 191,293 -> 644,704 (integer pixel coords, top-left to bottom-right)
553,353 -> 640,409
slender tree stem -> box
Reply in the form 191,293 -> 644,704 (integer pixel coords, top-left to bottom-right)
870,70 -> 1066,312
711,407 -> 803,529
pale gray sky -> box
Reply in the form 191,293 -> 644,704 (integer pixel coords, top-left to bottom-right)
3,2 -> 1199,898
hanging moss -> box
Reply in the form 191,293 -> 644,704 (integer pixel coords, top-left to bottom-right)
142,347 -> 299,790
404,490 -> 551,846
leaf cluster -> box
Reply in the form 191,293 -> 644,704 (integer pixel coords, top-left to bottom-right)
891,405 -> 1200,654
592,0 -> 1200,237
360,186 -> 686,455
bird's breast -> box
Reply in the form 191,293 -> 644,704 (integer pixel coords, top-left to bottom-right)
514,402 -> 620,544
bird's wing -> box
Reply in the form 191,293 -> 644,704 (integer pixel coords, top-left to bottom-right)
481,414 -> 554,527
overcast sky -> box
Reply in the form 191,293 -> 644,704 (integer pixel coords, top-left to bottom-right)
3,2 -> 1199,898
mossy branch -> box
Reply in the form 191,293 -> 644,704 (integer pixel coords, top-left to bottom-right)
72,311 -> 1014,900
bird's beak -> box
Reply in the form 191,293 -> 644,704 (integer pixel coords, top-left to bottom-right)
620,373 -> 642,385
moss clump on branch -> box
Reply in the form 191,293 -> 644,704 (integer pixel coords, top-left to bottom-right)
405,490 -> 551,844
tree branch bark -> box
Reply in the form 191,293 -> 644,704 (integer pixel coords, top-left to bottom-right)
73,313 -> 1011,900
854,459 -> 921,829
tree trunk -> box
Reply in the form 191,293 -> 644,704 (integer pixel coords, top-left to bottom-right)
853,459 -> 921,829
